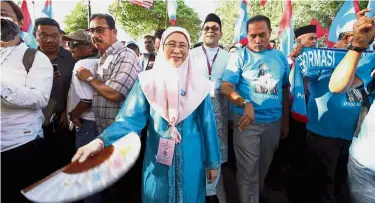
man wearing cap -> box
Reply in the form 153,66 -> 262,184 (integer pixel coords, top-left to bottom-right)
295,25 -> 317,48
63,29 -> 98,148
283,24 -> 318,203
64,29 -> 101,203
63,29 -> 97,61
190,13 -> 231,203
222,15 -> 290,203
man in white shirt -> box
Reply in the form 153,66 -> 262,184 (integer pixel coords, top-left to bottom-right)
64,29 -> 102,203
140,35 -> 157,71
63,29 -> 98,149
0,2 -> 53,201
190,13 -> 231,203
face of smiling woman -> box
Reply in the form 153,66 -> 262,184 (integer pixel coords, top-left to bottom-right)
163,32 -> 189,67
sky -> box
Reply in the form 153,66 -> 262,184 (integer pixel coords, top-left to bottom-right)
22,0 -> 218,51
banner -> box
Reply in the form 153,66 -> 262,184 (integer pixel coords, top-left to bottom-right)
291,47 -> 373,122
327,0 -> 359,47
278,0 -> 294,55
168,0 -> 177,25
129,0 -> 154,9
232,0 -> 248,45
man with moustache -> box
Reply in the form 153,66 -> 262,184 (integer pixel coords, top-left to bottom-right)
222,15 -> 290,203
284,24 -> 318,203
75,13 -> 141,203
190,13 -> 231,203
34,17 -> 76,171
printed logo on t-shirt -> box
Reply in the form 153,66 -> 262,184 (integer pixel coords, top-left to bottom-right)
342,89 -> 362,108
253,63 -> 279,96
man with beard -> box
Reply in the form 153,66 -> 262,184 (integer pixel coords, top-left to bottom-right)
190,13 -> 231,203
34,17 -> 76,171
1,1 -> 53,201
75,13 -> 141,202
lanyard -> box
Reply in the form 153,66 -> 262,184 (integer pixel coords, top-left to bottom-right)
202,46 -> 219,79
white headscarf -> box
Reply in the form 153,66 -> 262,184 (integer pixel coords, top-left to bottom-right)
138,27 -> 210,143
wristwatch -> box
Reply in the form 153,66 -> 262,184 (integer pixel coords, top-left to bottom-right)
241,100 -> 251,108
347,43 -> 367,52
86,76 -> 95,83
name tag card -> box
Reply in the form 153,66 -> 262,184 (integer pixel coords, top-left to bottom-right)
156,138 -> 175,166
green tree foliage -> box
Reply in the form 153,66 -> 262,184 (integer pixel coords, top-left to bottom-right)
64,1 -> 89,34
216,0 -> 369,48
109,0 -> 202,43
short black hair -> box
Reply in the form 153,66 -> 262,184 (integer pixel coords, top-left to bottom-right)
246,15 -> 271,33
144,35 -> 155,42
3,1 -> 24,22
127,43 -> 139,50
154,29 -> 165,40
89,13 -> 116,29
33,17 -> 61,33
192,42 -> 203,49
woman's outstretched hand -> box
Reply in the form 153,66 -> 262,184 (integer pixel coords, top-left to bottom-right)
71,138 -> 105,163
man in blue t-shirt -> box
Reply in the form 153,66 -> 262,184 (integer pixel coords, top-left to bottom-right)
329,8 -> 375,203
300,30 -> 373,203
221,15 -> 290,203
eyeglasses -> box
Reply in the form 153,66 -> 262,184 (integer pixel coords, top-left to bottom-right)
37,32 -> 60,41
203,26 -> 220,32
68,41 -> 89,48
164,42 -> 188,50
86,26 -> 111,34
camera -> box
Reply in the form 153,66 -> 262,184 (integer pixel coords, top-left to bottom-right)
0,17 -> 20,42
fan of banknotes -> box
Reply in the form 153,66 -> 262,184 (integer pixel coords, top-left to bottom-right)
22,132 -> 141,203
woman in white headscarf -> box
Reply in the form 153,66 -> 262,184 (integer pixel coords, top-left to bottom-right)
72,27 -> 221,203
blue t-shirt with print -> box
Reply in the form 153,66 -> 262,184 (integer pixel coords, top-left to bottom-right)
304,55 -> 373,140
222,48 -> 290,123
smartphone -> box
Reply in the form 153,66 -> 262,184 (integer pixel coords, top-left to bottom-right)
53,64 -> 58,72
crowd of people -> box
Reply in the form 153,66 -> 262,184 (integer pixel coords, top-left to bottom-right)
1,1 -> 375,203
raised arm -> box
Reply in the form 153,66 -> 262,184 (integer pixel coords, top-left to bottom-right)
329,8 -> 375,93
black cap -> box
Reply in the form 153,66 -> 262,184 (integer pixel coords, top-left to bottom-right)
204,13 -> 222,29
294,25 -> 316,38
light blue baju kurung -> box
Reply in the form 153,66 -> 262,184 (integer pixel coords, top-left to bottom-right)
100,81 -> 221,203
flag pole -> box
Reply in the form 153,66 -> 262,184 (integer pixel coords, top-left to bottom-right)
87,0 -> 91,28
32,1 -> 35,20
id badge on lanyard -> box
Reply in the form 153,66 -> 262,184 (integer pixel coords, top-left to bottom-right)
156,137 -> 175,166
202,46 -> 220,98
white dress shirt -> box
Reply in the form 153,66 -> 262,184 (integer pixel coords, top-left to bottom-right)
1,43 -> 53,152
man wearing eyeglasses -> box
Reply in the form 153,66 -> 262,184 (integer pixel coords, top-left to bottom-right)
34,17 -> 77,172
190,13 -> 231,203
63,29 -> 97,61
75,13 -> 141,203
